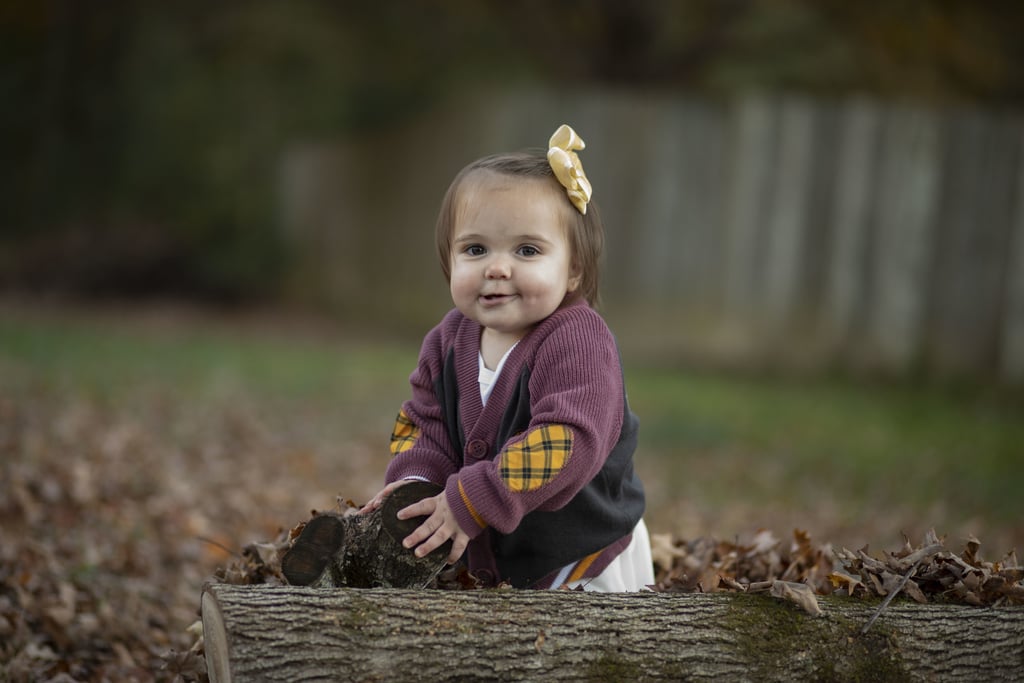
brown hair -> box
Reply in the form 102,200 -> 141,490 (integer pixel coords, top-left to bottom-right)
434,150 -> 605,307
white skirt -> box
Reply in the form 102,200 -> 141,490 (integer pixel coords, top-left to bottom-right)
552,519 -> 654,592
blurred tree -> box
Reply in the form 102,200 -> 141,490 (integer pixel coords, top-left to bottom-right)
1,0 -> 1021,302
492,0 -> 1024,99
494,0 -> 754,86
0,1 -> 522,300
2,1 -> 130,238
809,1 -> 1024,102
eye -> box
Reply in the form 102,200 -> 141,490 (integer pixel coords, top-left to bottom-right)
464,244 -> 486,256
517,245 -> 540,257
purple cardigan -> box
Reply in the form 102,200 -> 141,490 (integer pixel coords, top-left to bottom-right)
385,299 -> 645,587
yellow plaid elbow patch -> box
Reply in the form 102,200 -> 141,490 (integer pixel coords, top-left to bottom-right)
389,410 -> 420,456
499,425 -> 574,492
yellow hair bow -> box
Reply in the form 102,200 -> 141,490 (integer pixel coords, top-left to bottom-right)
547,124 -> 592,215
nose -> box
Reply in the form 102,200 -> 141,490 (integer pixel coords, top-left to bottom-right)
484,255 -> 511,279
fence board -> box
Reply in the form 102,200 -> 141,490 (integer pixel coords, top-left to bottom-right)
720,94 -> 776,347
926,110 -> 1021,376
1002,130 -> 1024,382
762,96 -> 815,341
861,105 -> 941,371
824,98 -> 879,355
279,89 -> 1024,382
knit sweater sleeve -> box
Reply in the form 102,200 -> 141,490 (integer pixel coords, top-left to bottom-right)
448,306 -> 625,537
384,316 -> 461,485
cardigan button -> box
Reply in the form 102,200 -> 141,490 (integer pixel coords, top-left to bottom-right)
467,440 -> 488,459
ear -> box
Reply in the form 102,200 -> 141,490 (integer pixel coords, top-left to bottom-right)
567,263 -> 583,294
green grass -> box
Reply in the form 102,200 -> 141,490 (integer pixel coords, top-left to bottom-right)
2,305 -> 1021,551
0,313 -> 413,399
627,367 -> 1024,522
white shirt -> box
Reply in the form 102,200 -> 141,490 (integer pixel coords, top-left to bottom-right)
477,343 -> 518,406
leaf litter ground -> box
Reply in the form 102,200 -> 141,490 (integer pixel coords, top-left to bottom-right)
4,387 -> 1022,683
2,304 -> 1022,682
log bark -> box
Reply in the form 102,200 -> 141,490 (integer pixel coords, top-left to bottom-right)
280,481 -> 450,589
201,583 -> 1024,682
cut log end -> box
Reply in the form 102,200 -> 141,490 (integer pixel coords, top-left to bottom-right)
280,481 -> 450,589
280,514 -> 346,586
380,481 -> 452,555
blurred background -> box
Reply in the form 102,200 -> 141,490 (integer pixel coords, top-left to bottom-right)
2,2 -> 1024,676
4,0 -> 1024,380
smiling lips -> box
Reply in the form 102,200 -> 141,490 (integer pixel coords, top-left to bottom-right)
480,292 -> 516,305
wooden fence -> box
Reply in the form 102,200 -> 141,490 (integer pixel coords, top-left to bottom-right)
280,88 -> 1024,383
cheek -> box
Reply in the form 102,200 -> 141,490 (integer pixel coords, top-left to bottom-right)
449,266 -> 474,297
526,267 -> 572,299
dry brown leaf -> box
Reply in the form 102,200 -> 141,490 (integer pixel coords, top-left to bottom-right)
770,580 -> 822,617
902,579 -> 928,604
248,541 -> 283,567
649,533 -> 685,571
893,542 -> 943,571
827,569 -> 864,596
893,532 -> 915,559
879,571 -> 904,596
962,535 -> 981,564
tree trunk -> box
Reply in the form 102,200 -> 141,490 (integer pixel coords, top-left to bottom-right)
201,583 -> 1024,682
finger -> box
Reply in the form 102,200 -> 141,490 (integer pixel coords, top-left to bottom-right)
447,535 -> 469,565
402,515 -> 439,549
396,498 -> 434,521
363,491 -> 390,513
363,494 -> 384,513
359,481 -> 407,514
404,508 -> 453,555
414,527 -> 452,558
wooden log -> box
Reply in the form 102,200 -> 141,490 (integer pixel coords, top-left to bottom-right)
280,481 -> 451,590
201,584 -> 1024,682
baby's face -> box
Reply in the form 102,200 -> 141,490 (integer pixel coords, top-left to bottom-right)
449,173 -> 580,343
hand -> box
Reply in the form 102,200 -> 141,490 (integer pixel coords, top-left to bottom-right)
360,480 -> 411,515
397,492 -> 470,565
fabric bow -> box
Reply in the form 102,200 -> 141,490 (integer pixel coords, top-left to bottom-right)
547,124 -> 592,215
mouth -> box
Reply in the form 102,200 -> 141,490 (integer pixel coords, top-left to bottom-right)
480,293 -> 516,305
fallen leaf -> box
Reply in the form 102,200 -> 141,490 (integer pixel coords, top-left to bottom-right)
770,580 -> 822,617
902,578 -> 927,604
827,569 -> 863,596
649,533 -> 685,571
